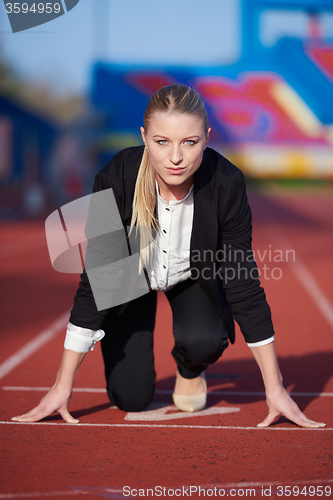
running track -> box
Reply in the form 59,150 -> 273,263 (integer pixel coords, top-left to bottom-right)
0,189 -> 332,499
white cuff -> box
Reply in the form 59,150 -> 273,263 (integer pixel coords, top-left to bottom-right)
64,322 -> 105,353
247,335 -> 274,348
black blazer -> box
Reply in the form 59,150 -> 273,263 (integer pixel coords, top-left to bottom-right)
70,146 -> 274,344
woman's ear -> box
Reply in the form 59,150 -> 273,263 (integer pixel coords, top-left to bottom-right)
205,128 -> 211,148
140,127 -> 147,146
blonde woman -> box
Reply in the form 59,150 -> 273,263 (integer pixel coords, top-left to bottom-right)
13,85 -> 325,428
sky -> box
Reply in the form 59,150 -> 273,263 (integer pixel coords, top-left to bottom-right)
0,0 -> 332,96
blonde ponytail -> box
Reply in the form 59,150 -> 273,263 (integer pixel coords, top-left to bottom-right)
130,147 -> 158,272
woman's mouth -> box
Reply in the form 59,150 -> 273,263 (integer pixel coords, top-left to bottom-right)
165,167 -> 186,175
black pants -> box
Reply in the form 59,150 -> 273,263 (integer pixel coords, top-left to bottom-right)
101,279 -> 229,412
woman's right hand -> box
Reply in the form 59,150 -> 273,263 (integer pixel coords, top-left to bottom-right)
12,348 -> 85,424
11,384 -> 79,424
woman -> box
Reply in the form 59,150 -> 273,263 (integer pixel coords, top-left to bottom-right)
12,85 -> 325,428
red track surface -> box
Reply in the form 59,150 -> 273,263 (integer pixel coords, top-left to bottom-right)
0,190 -> 332,499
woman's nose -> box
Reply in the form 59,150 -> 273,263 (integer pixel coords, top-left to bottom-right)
170,146 -> 183,165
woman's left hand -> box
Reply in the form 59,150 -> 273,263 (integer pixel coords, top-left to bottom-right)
249,342 -> 326,428
258,387 -> 326,428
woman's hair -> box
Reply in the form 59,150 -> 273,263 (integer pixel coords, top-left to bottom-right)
130,84 -> 208,271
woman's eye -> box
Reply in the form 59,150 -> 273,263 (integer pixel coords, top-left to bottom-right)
184,140 -> 196,145
157,140 -> 168,145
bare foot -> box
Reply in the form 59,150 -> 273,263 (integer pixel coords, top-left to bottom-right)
173,370 -> 206,396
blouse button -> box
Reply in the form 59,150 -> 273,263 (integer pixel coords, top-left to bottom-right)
163,229 -> 167,234
163,250 -> 167,253
163,265 -> 166,269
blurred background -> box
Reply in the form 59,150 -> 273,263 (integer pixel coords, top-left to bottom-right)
0,0 -> 333,218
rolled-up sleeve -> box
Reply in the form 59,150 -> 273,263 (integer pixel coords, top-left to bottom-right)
247,335 -> 275,348
64,322 -> 105,353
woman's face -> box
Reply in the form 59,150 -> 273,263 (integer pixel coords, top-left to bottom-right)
141,112 -> 210,200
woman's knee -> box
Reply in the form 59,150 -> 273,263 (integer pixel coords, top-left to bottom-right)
106,384 -> 154,412
180,336 -> 224,366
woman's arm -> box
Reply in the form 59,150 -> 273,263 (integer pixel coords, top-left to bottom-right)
11,349 -> 85,424
249,342 -> 326,428
217,167 -> 275,344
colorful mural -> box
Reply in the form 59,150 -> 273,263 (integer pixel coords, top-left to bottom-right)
306,43 -> 333,82
90,0 -> 333,178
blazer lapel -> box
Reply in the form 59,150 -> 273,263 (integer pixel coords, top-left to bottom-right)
190,155 -> 218,265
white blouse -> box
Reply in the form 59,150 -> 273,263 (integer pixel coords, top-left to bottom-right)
148,183 -> 194,291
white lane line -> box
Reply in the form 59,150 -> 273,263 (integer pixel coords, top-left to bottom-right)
290,256 -> 333,329
158,389 -> 333,397
0,421 -> 331,431
0,482 -> 332,500
269,226 -> 333,329
0,491 -> 92,499
2,386 -> 105,393
124,404 -> 240,422
0,312 -> 69,380
202,478 -> 333,488
3,387 -> 333,397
